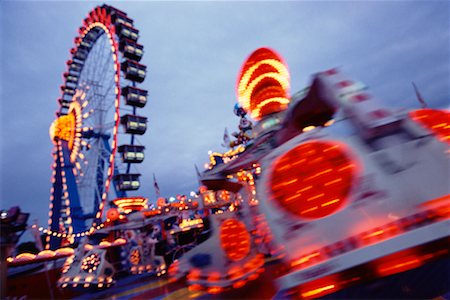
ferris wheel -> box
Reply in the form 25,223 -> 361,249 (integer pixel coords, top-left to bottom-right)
47,5 -> 148,249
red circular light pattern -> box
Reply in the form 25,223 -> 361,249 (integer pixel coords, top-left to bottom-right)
106,208 -> 120,221
409,109 -> 450,145
237,47 -> 290,120
220,219 -> 251,261
270,141 -> 358,219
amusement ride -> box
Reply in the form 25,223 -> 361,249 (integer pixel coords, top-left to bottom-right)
47,4 -> 148,249
3,4 -> 450,300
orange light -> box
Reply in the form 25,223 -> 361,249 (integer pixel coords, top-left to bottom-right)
207,271 -> 221,282
410,109 -> 450,144
270,140 -> 358,219
247,272 -> 259,281
232,280 -> 247,289
207,286 -> 223,294
420,194 -> 450,209
228,266 -> 243,280
50,112 -> 75,147
188,284 -> 203,291
187,268 -> 201,281
220,219 -> 251,261
112,197 -> 148,212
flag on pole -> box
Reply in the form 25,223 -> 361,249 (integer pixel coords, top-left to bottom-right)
195,164 -> 202,182
221,127 -> 231,148
153,173 -> 160,197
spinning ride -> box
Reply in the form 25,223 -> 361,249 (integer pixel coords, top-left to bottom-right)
47,5 -> 148,249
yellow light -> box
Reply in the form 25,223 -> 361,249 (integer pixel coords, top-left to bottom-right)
324,119 -> 335,127
302,125 -> 316,132
238,59 -> 289,97
252,97 -> 290,119
301,285 -> 336,298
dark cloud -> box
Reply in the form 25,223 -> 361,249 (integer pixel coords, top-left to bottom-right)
1,1 -> 448,228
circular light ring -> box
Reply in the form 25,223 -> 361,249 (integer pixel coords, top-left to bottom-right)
255,98 -> 290,119
239,61 -> 288,95
220,219 -> 251,261
247,64 -> 282,86
81,253 -> 101,273
238,62 -> 290,101
250,82 -> 287,108
240,74 -> 290,120
409,109 -> 450,145
238,47 -> 289,80
269,140 -> 359,219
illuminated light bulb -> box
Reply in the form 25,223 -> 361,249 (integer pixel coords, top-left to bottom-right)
302,126 -> 316,132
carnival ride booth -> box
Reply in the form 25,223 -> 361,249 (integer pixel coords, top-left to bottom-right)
58,197 -> 167,290
58,217 -> 166,290
254,69 -> 450,299
168,187 -> 265,294
57,235 -> 123,290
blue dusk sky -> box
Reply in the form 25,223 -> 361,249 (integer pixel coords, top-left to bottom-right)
0,1 -> 449,229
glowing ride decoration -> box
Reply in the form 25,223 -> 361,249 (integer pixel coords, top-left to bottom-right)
209,145 -> 246,169
220,219 -> 251,261
81,253 -> 101,273
269,140 -> 359,219
237,48 -> 291,120
129,248 -> 141,266
112,197 -> 148,213
179,218 -> 203,229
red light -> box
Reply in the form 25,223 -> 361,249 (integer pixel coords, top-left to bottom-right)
270,141 -> 358,219
377,253 -> 422,277
410,109 -> 450,144
220,219 -> 251,261
188,284 -> 203,291
187,268 -> 201,281
106,208 -> 119,221
207,286 -> 223,294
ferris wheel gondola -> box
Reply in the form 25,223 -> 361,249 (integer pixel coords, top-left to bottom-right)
47,5 -> 148,249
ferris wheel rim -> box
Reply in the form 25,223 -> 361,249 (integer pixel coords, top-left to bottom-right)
69,20 -> 122,226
